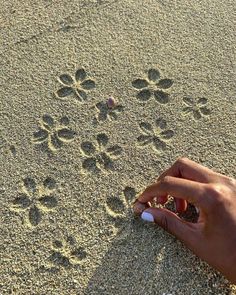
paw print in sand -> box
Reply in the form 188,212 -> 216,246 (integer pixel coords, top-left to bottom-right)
182,97 -> 211,120
80,133 -> 122,173
10,177 -> 57,226
137,118 -> 174,153
49,236 -> 87,268
132,68 -> 173,104
105,186 -> 136,229
33,115 -> 76,152
55,68 -> 95,102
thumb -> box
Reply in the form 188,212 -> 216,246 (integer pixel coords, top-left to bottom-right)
141,207 -> 195,244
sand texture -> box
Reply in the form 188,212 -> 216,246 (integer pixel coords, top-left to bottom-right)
0,0 -> 236,294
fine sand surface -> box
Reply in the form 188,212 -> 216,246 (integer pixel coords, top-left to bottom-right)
0,0 -> 236,294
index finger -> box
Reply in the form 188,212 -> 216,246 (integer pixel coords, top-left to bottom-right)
157,157 -> 215,183
138,176 -> 208,208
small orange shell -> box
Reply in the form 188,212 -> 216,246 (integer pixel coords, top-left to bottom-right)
133,200 -> 150,216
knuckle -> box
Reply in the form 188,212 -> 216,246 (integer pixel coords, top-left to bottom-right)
204,184 -> 225,207
161,176 -> 172,186
226,177 -> 236,188
176,157 -> 189,167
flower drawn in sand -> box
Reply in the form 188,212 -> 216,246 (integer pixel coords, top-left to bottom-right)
80,133 -> 122,172
132,68 -> 173,104
49,236 -> 87,268
55,68 -> 96,102
33,115 -> 76,152
10,177 -> 57,226
137,118 -> 174,152
105,187 -> 137,230
94,101 -> 124,123
182,97 -> 211,120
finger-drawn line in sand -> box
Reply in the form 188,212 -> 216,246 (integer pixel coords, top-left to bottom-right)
105,186 -> 137,229
6,2 -> 116,53
137,118 -> 174,152
10,177 -> 58,227
49,236 -> 87,268
182,97 -> 211,120
55,68 -> 96,102
94,100 -> 124,123
132,68 -> 173,104
80,133 -> 122,173
33,115 -> 76,152
0,131 -> 16,157
0,132 -> 7,149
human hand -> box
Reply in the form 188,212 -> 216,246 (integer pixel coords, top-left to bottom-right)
133,157 -> 236,283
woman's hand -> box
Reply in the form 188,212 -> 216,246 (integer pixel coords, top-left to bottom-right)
134,157 -> 236,283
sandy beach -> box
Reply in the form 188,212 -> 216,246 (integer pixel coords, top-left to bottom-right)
0,0 -> 236,294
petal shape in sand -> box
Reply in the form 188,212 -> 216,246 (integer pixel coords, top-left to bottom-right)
108,111 -> 118,120
155,118 -> 167,130
136,89 -> 151,101
139,122 -> 153,134
76,89 -> 87,101
81,141 -> 96,155
148,68 -> 160,82
106,195 -> 125,215
49,134 -> 63,151
12,194 -> 31,210
137,134 -> 153,146
58,74 -> 74,85
49,251 -> 71,267
28,205 -> 42,226
96,133 -> 109,147
200,106 -> 211,116
80,79 -> 96,90
39,195 -> 57,209
132,79 -> 149,89
183,97 -> 195,106
106,145 -> 122,157
71,247 -> 87,260
82,157 -> 98,172
123,186 -> 136,204
182,106 -> 193,115
33,128 -> 48,143
56,87 -> 74,98
23,177 -> 37,195
75,68 -> 87,82
193,110 -> 202,120
43,177 -> 56,190
156,78 -> 173,89
154,90 -> 169,104
153,137 -> 166,151
160,130 -> 174,140
60,116 -> 70,126
197,97 -> 208,106
42,114 -> 55,128
57,128 -> 76,142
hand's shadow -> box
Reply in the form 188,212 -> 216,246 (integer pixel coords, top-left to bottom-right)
84,213 -> 231,295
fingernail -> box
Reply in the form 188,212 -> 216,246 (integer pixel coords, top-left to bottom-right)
133,201 -> 150,216
141,211 -> 154,222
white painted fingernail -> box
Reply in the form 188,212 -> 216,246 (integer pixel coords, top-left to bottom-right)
141,211 -> 154,222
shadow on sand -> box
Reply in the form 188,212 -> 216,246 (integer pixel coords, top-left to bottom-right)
84,216 -> 231,295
